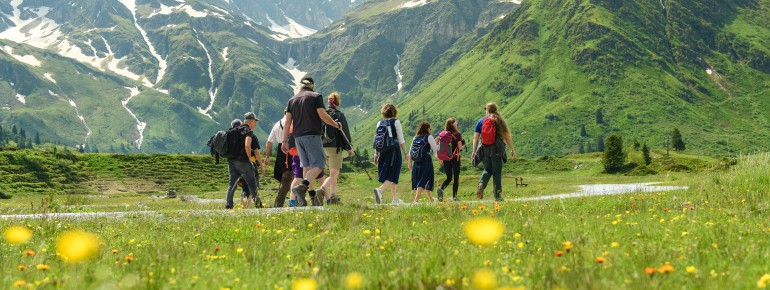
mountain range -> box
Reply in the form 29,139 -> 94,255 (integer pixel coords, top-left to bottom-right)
2,0 -> 769,156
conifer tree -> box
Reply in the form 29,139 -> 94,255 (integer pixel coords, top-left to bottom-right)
602,134 -> 625,173
597,136 -> 605,152
34,132 -> 41,144
642,143 -> 652,165
672,128 -> 685,151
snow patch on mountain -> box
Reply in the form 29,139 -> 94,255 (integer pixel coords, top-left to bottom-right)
499,0 -> 522,3
122,87 -> 147,149
221,47 -> 229,62
0,1 -> 63,49
148,3 -> 223,19
265,13 -> 317,41
120,0 -> 168,86
194,29 -> 218,121
44,73 -> 56,84
2,46 -> 42,67
15,94 -> 26,104
280,57 -> 307,94
401,0 -> 429,9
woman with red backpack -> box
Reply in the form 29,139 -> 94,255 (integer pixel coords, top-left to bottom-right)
436,118 -> 465,202
471,102 -> 516,201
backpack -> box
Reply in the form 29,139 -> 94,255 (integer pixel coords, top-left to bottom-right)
287,125 -> 298,157
409,135 -> 430,162
206,126 -> 244,163
481,117 -> 497,146
321,108 -> 341,145
437,131 -> 458,161
373,119 -> 398,153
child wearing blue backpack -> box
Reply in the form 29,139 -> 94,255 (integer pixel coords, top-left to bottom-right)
408,121 -> 438,203
373,104 -> 407,204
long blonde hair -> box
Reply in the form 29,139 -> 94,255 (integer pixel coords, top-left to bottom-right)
486,102 -> 510,139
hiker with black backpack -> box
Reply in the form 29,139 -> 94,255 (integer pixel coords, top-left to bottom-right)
408,121 -> 438,203
264,115 -> 293,207
224,112 -> 264,209
281,77 -> 341,207
372,104 -> 407,204
316,92 -> 353,206
436,117 -> 466,202
471,102 -> 516,202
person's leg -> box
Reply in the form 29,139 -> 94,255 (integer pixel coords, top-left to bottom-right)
452,159 -> 461,198
492,157 -> 504,201
236,161 -> 260,208
414,187 -> 423,203
441,161 -> 452,191
224,161 -> 241,209
390,182 -> 399,202
478,156 -> 493,198
274,171 -> 292,207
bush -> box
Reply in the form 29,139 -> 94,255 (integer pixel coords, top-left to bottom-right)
0,191 -> 11,199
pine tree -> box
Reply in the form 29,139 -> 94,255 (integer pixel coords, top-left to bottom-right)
595,108 -> 604,124
597,136 -> 605,152
34,132 -> 41,144
672,128 -> 685,151
632,138 -> 640,151
580,125 -> 587,137
26,139 -> 33,149
19,128 -> 26,139
642,143 -> 652,165
602,134 -> 625,173
12,125 -> 17,135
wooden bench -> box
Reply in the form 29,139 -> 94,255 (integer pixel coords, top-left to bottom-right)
515,177 -> 528,187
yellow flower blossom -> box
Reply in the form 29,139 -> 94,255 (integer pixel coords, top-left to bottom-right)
471,269 -> 497,290
758,274 -> 770,289
3,226 -> 32,245
344,272 -> 364,290
292,278 -> 317,290
686,266 -> 697,274
463,218 -> 504,246
55,230 -> 102,263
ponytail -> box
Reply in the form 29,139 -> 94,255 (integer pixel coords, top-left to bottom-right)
486,102 -> 510,140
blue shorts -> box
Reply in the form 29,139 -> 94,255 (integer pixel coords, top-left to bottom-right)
294,135 -> 326,169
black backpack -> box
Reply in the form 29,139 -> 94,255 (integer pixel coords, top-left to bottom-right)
321,108 -> 341,145
207,126 -> 245,163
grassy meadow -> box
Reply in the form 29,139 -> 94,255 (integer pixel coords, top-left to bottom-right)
1,149 -> 769,289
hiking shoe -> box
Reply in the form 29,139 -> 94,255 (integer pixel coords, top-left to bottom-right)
314,188 -> 326,206
495,197 -> 505,202
373,188 -> 382,204
330,194 -> 342,205
476,184 -> 484,199
453,196 -> 460,202
292,184 -> 308,206
437,188 -> 444,202
393,198 -> 403,204
253,196 -> 263,208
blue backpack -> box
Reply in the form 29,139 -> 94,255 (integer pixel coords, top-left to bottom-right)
410,135 -> 430,162
373,119 -> 398,153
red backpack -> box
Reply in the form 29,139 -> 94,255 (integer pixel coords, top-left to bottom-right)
480,117 -> 497,145
437,131 -> 457,161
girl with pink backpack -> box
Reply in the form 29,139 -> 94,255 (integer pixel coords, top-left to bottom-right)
436,118 -> 466,201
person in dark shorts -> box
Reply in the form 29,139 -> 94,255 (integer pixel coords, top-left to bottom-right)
280,77 -> 341,206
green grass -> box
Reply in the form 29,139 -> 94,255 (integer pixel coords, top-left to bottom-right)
1,152 -> 768,289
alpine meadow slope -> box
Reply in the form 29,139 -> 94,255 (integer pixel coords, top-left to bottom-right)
383,0 -> 770,157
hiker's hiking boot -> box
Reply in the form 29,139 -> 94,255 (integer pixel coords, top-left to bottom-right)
373,188 -> 382,204
437,188 -> 444,202
476,184 -> 484,199
330,194 -> 342,205
494,189 -> 504,202
312,188 -> 326,206
392,198 -> 403,204
292,184 -> 308,206
453,196 -> 460,202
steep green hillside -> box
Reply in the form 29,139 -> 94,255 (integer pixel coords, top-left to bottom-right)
373,0 -> 770,156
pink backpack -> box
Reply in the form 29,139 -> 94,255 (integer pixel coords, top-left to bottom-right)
437,131 -> 458,161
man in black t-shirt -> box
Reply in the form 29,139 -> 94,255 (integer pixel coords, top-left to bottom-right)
280,77 -> 341,206
224,112 -> 264,209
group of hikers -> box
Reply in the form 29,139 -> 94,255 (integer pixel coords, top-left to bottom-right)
218,77 -> 516,209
